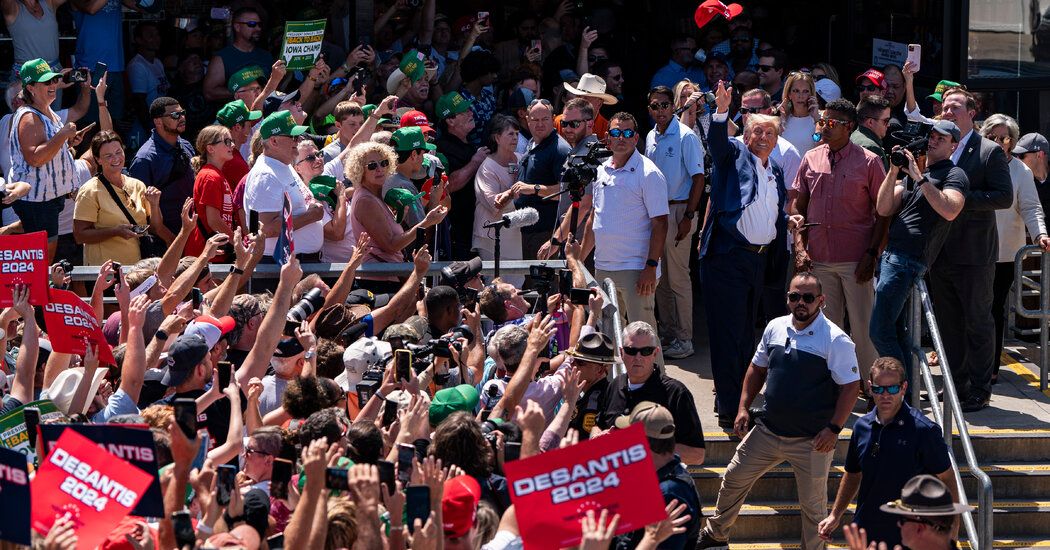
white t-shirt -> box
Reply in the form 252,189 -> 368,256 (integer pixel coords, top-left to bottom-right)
781,115 -> 817,156
258,374 -> 290,417
320,199 -> 355,263
127,54 -> 170,106
243,154 -> 327,254
591,150 -> 670,272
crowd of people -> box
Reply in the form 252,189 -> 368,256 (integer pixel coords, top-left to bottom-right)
1,0 -> 1048,548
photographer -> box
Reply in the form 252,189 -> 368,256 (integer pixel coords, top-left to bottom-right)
871,120 -> 968,382
537,98 -> 599,260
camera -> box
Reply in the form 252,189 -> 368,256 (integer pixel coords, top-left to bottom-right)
408,325 -> 474,361
288,288 -> 325,324
562,140 -> 612,201
62,68 -> 89,84
888,121 -> 933,167
440,257 -> 483,308
347,65 -> 371,96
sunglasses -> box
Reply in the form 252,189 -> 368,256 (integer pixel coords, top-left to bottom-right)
622,345 -> 657,356
562,118 -> 591,129
787,292 -> 819,304
871,384 -> 903,395
739,107 -> 764,114
648,101 -> 672,111
867,116 -> 892,124
818,117 -> 850,128
608,128 -> 637,139
366,159 -> 391,171
989,134 -> 1011,144
857,84 -> 881,92
236,21 -> 261,28
296,153 -> 320,164
166,111 -> 187,120
757,64 -> 778,72
210,138 -> 235,147
731,37 -> 753,43
245,447 -> 270,457
897,517 -> 945,531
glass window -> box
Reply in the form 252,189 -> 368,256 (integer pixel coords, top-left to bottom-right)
968,0 -> 1050,79
848,0 -> 947,77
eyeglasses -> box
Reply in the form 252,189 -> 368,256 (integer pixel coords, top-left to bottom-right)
562,118 -> 591,128
607,128 -> 636,139
731,36 -> 753,43
818,117 -> 850,128
210,138 -> 235,147
245,447 -> 270,457
166,111 -> 187,120
236,21 -> 261,28
622,345 -> 657,356
588,55 -> 607,63
296,153 -> 320,165
366,159 -> 390,171
857,84 -> 881,92
739,107 -> 765,114
871,384 -> 903,395
787,292 -> 819,304
867,116 -> 892,125
648,101 -> 672,111
756,64 -> 778,73
989,134 -> 1011,144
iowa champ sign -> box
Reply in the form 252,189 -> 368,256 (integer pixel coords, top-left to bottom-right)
502,423 -> 666,548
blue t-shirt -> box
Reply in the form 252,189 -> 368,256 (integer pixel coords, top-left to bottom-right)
74,0 -> 125,72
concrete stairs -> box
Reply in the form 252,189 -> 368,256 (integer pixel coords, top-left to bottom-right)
690,429 -> 1050,548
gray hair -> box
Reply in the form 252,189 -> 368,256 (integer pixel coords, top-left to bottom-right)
5,81 -> 21,111
980,113 -> 1019,143
492,325 -> 528,372
622,321 -> 658,346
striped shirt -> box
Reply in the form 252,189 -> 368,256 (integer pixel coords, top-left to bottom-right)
9,106 -> 76,202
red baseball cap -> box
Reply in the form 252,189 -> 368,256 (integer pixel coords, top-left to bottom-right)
855,69 -> 886,89
400,109 -> 435,134
442,475 -> 481,537
694,0 -> 743,30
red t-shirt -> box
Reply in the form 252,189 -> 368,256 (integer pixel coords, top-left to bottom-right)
223,150 -> 250,219
186,164 -> 234,260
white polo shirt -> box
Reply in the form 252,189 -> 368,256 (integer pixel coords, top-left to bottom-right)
243,154 -> 327,254
592,150 -> 670,272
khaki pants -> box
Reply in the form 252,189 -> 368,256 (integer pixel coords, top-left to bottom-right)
811,261 -> 877,380
595,267 -> 662,366
706,424 -> 834,549
656,203 -> 696,341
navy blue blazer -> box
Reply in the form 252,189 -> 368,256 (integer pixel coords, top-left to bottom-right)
699,116 -> 788,258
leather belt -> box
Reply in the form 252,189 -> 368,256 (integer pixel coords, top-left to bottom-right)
742,243 -> 770,254
668,199 -> 689,205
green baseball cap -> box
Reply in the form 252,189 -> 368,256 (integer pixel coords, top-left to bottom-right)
429,384 -> 480,427
216,99 -> 262,127
384,187 -> 426,224
927,80 -> 961,103
399,49 -> 427,83
228,65 -> 265,92
436,92 -> 472,120
259,110 -> 308,138
19,58 -> 61,86
391,127 -> 438,152
309,175 -> 338,209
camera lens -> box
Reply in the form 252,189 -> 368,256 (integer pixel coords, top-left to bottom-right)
288,288 -> 325,322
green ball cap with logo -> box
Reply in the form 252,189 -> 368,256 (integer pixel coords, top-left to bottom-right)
216,99 -> 263,128
391,127 -> 438,152
399,49 -> 427,83
259,110 -> 308,138
429,384 -> 480,427
20,58 -> 61,86
228,65 -> 265,92
436,91 -> 472,120
927,80 -> 962,103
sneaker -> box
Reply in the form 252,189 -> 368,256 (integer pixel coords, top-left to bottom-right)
663,339 -> 694,359
660,335 -> 674,347
696,527 -> 729,550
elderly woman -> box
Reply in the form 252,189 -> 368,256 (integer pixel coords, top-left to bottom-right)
295,140 -> 353,263
474,115 -> 524,274
779,71 -> 820,154
983,114 -> 1049,381
346,142 -> 446,293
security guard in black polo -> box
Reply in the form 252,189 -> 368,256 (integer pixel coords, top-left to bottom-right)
564,330 -> 618,439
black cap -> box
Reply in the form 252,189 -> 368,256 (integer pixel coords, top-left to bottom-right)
243,488 -> 271,538
440,257 -> 483,287
274,337 -> 305,358
161,334 -> 209,386
346,288 -> 391,309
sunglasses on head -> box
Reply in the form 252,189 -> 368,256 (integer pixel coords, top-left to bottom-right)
787,292 -> 819,304
871,384 -> 903,395
648,101 -> 672,111
622,345 -> 657,356
562,118 -> 591,129
366,159 -> 390,171
608,128 -> 636,139
237,21 -> 261,28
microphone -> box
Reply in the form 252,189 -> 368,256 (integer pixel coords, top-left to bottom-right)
674,91 -> 717,116
483,207 -> 539,229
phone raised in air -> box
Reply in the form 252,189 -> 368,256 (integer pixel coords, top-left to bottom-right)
377,460 -> 396,495
397,443 -> 414,485
325,467 -> 350,491
405,485 -> 431,533
173,398 -> 197,439
270,458 -> 294,500
92,61 -> 107,87
569,287 -> 592,306
394,349 -> 412,382
172,510 -> 195,548
217,360 -> 233,389
217,464 -> 237,506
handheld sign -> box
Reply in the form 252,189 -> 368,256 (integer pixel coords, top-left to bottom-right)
273,192 -> 295,265
31,428 -> 152,550
0,446 -> 30,545
503,423 -> 667,549
281,19 -> 326,71
42,288 -> 115,366
0,231 -> 48,306
0,400 -> 63,466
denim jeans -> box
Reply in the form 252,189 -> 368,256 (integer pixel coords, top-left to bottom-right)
869,251 -> 927,382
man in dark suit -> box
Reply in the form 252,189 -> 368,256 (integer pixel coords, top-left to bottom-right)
700,81 -> 792,429
929,88 -> 1012,412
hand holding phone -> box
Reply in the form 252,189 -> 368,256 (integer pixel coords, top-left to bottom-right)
173,398 -> 197,439
395,349 -> 412,382
405,485 -> 431,533
906,44 -> 921,72
270,458 -> 293,500
397,443 -> 414,485
217,464 -> 237,505
325,467 -> 350,491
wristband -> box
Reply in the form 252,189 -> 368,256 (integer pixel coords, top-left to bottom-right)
155,329 -> 169,342
645,259 -> 659,268
231,266 -> 245,275
375,389 -> 387,402
224,512 -> 245,526
826,422 -> 843,434
550,237 -> 563,247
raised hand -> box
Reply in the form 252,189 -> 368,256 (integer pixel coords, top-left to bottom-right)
715,81 -> 732,113
579,508 -> 620,550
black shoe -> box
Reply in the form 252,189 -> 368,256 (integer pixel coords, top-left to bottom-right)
961,394 -> 990,413
696,527 -> 729,550
717,415 -> 734,430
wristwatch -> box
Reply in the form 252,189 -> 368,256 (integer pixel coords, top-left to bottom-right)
304,348 -> 316,360
826,422 -> 843,434
645,259 -> 659,268
533,184 -> 542,195
154,329 -> 169,342
683,211 -> 696,220
549,237 -> 563,247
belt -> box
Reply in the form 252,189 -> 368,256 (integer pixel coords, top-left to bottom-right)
668,199 -> 689,205
742,243 -> 770,254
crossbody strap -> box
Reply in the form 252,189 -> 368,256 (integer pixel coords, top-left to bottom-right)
97,173 -> 141,226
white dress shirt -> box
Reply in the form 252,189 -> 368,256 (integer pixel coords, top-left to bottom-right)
736,152 -> 779,246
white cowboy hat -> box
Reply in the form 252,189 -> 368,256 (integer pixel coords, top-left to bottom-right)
563,73 -> 618,105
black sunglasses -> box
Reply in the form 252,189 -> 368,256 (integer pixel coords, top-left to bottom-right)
622,345 -> 657,356
166,110 -> 187,120
739,107 -> 765,114
757,64 -> 778,72
648,101 -> 672,111
210,138 -> 235,147
857,84 -> 881,92
897,517 -> 946,531
562,118 -> 591,129
787,292 -> 819,304
366,159 -> 391,170
296,153 -> 320,165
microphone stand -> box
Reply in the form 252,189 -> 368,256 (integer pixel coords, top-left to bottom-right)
493,225 -> 503,279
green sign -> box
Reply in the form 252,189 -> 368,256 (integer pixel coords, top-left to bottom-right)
281,19 -> 327,71
0,399 -> 62,465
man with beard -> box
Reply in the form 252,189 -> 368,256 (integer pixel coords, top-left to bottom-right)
697,272 -> 860,550
203,7 -> 273,102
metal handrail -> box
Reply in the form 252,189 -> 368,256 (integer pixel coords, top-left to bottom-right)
603,277 -> 626,380
911,280 -> 993,549
1013,245 -> 1049,390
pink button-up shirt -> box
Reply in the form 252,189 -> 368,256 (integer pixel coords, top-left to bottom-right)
793,142 -> 887,263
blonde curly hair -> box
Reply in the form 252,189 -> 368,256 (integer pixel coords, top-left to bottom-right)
343,142 -> 397,188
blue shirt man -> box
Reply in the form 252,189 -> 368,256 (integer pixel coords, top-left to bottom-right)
129,98 -> 196,237
650,36 -> 707,91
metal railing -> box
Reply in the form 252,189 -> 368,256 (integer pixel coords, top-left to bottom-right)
602,277 -> 625,379
910,280 -> 994,549
1014,245 -> 1050,391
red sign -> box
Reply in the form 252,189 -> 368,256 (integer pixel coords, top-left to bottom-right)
42,289 -> 115,366
0,232 -> 49,307
503,423 -> 667,549
31,428 -> 152,550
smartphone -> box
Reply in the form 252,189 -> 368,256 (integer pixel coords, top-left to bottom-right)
210,7 -> 230,19
270,458 -> 294,500
191,287 -> 203,309
325,467 -> 349,490
504,441 -> 522,462
356,379 -> 378,405
531,39 -> 542,54
132,225 -> 149,235
377,460 -> 396,495
394,349 -> 412,382
172,510 -> 195,548
382,397 -> 399,426
405,485 -> 431,533
907,44 -> 921,72
266,533 -> 285,548
217,464 -> 237,506
23,407 -> 40,451
558,269 -> 573,296
173,398 -> 197,439
91,61 -> 107,87
111,262 -> 122,289
397,443 -> 414,485
569,287 -> 592,306
217,361 -> 233,389
477,11 -> 489,25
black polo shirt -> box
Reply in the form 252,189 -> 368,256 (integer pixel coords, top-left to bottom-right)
569,377 -> 608,439
597,369 -> 705,449
436,133 -> 479,259
514,131 -> 571,234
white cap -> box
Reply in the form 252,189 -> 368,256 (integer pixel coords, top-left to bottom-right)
337,337 -> 392,389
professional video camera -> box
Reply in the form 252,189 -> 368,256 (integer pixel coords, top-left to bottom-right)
561,140 -> 612,201
889,121 -> 933,167
440,257 -> 483,308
